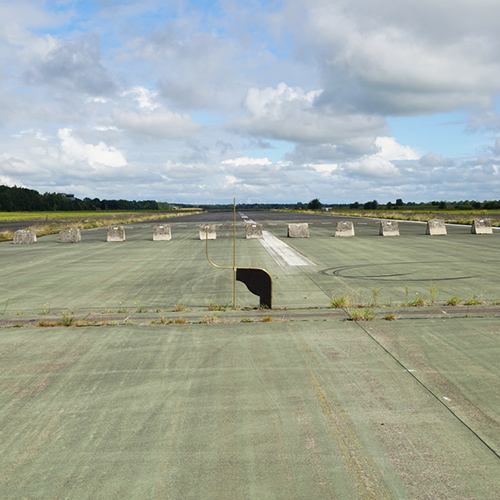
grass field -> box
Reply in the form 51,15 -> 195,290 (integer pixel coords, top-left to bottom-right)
325,208 -> 500,226
0,210 -> 203,242
0,209 -> 199,221
1,214 -> 500,499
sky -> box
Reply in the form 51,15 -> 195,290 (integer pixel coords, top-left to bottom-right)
2,0 -> 500,205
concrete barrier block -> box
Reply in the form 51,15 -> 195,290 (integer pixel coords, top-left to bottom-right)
426,219 -> 447,236
199,224 -> 216,240
107,226 -> 126,242
245,222 -> 263,239
59,228 -> 81,243
471,218 -> 492,234
153,224 -> 172,241
287,223 -> 309,238
379,220 -> 399,236
335,221 -> 355,237
13,229 -> 37,244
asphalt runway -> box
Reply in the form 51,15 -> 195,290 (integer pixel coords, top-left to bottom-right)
146,209 -> 369,225
1,210 -> 500,499
0,218 -> 46,232
0,209 -> 346,233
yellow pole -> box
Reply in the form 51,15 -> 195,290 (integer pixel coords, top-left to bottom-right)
233,197 -> 236,309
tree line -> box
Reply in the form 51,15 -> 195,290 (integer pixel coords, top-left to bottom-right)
3,184 -> 500,212
348,199 -> 500,210
0,185 -> 164,212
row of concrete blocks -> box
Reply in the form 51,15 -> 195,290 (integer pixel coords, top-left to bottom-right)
241,219 -> 494,238
331,219 -> 493,237
10,219 -> 495,244
371,218 -> 492,236
12,223 -> 262,244
12,225 -> 174,244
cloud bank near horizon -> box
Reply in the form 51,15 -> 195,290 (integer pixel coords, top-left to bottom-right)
1,0 -> 500,204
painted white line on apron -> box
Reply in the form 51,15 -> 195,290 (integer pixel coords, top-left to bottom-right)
260,231 -> 315,267
239,213 -> 314,266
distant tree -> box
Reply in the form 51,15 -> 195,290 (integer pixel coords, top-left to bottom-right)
386,201 -> 393,209
307,198 -> 322,210
0,185 -> 14,211
0,185 -> 163,212
157,202 -> 172,210
350,201 -> 360,209
363,200 -> 378,210
483,200 -> 500,209
83,197 -> 102,210
395,198 -> 403,207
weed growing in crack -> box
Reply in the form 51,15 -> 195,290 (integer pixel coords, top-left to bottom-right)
464,295 -> 483,306
429,281 -> 442,305
383,313 -> 397,321
208,302 -> 230,312
407,294 -> 428,307
172,317 -> 188,324
371,287 -> 382,307
347,308 -> 376,321
37,303 -> 50,315
60,312 -> 75,326
446,296 -> 462,306
330,295 -> 353,309
202,315 -> 220,324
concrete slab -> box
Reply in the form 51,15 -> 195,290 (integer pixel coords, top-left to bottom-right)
2,212 -> 500,310
1,317 -> 499,499
59,228 -> 81,243
287,223 -> 309,238
2,212 -> 500,499
471,218 -> 493,234
426,219 -> 447,235
379,220 -> 400,236
153,224 -> 172,241
107,225 -> 126,242
245,222 -> 263,239
199,223 -> 216,240
335,220 -> 355,237
13,229 -> 37,244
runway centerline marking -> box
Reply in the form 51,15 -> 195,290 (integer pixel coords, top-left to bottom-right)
260,231 -> 315,267
239,213 -> 314,266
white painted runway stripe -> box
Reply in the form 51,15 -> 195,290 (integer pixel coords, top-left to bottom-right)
239,213 -> 314,266
260,231 -> 315,267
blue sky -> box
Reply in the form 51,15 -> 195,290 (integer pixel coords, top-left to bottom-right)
2,0 -> 500,204
388,113 -> 479,158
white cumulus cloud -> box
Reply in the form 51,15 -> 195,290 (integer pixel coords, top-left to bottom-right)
237,82 -> 386,147
222,157 -> 272,166
114,110 -> 202,139
302,0 -> 500,115
375,137 -> 420,161
58,128 -> 127,168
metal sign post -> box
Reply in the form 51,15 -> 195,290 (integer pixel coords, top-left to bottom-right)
205,199 -> 273,309
233,197 -> 236,308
